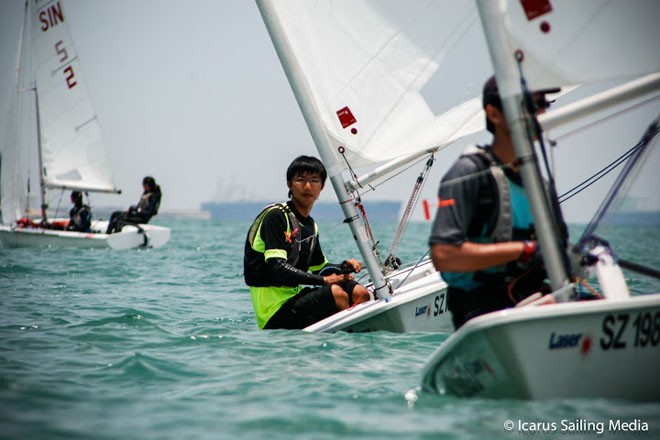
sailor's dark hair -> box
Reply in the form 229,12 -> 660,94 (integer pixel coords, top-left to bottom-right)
70,190 -> 84,207
286,155 -> 326,198
482,75 -> 502,134
482,75 -> 560,134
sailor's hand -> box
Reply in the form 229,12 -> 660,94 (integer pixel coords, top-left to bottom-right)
323,273 -> 354,285
342,259 -> 363,273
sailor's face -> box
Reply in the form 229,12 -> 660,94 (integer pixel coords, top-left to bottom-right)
288,172 -> 323,208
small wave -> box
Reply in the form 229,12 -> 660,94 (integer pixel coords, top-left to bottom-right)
69,308 -> 161,329
96,352 -> 206,383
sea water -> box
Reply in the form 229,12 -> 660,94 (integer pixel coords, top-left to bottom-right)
1,218 -> 659,440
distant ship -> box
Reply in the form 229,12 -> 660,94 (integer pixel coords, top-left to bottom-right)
607,196 -> 660,225
201,200 -> 402,222
608,210 -> 660,225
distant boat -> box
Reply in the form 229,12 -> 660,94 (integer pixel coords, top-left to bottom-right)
201,200 -> 402,222
0,0 -> 170,249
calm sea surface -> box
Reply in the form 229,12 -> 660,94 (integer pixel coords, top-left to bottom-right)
1,218 -> 659,440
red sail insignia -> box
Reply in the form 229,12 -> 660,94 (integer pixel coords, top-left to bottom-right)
336,106 -> 356,129
520,0 -> 553,21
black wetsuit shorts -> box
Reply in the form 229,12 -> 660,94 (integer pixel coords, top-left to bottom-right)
264,280 -> 359,330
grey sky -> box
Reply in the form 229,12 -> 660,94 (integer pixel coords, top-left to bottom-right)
1,0 -> 658,223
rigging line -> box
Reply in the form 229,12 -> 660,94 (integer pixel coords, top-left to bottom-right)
394,249 -> 431,291
558,139 -> 650,203
560,121 -> 660,202
338,147 -> 361,186
565,142 -> 644,196
515,60 -> 552,180
53,189 -> 65,219
386,155 -> 434,266
516,61 -> 571,275
580,118 -> 659,241
560,143 -> 640,199
355,199 -> 384,267
516,62 -> 560,204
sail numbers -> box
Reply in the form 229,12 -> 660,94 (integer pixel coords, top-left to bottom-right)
38,1 -> 65,32
37,1 -> 77,90
600,311 -> 660,350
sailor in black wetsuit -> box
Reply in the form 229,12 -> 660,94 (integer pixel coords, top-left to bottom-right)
244,155 -> 371,330
67,190 -> 92,232
106,176 -> 162,234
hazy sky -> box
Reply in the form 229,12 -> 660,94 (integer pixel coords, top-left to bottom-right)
1,0 -> 658,223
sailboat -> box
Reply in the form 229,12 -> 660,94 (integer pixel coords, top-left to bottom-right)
420,0 -> 660,400
0,0 -> 170,250
256,0 -> 493,332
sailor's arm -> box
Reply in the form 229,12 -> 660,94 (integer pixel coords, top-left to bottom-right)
431,240 -> 536,272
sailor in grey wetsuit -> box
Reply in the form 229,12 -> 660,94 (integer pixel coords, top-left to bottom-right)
429,76 -> 563,329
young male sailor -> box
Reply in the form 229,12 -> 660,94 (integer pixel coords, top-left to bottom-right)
429,75 -> 563,329
244,155 -> 370,330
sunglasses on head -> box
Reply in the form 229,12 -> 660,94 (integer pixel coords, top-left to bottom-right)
534,96 -> 554,110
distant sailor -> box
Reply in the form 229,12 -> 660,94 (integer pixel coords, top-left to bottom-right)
243,155 -> 370,330
67,190 -> 92,233
106,176 -> 162,234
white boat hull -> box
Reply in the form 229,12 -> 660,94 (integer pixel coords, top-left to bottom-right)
421,293 -> 660,401
304,259 -> 453,333
0,219 -> 170,250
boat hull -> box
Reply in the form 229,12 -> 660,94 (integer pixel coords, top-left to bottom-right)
304,259 -> 453,333
0,220 -> 170,249
421,293 -> 660,401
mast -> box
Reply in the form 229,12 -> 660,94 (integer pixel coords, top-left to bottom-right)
23,0 -> 48,223
256,0 -> 390,297
11,1 -> 30,222
476,0 -> 571,291
34,87 -> 48,223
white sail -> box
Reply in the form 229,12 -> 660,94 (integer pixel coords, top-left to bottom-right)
484,0 -> 660,98
264,0 -> 485,172
1,2 -> 31,225
30,0 -> 119,193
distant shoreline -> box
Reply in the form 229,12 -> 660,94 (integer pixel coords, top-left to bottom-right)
200,200 -> 403,222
